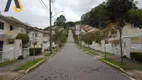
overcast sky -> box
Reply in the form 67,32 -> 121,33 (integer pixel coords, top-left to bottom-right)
0,0 -> 142,29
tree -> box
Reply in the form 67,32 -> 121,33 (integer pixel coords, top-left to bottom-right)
81,2 -> 110,29
52,29 -> 68,48
81,32 -> 95,47
16,33 -> 29,48
66,21 -> 75,27
101,24 -> 116,59
54,15 -> 66,26
125,9 -> 142,28
106,0 -> 137,64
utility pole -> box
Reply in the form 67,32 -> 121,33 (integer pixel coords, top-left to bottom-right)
49,0 -> 52,54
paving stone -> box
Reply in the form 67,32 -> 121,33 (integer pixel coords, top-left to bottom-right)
20,31 -> 129,80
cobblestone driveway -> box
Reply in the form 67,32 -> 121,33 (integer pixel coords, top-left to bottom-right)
20,31 -> 129,80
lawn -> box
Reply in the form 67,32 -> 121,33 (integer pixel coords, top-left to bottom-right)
0,60 -> 17,67
45,48 -> 60,57
102,52 -> 114,56
103,58 -> 130,69
45,50 -> 56,57
81,47 -> 98,56
45,53 -> 52,56
15,58 -> 45,71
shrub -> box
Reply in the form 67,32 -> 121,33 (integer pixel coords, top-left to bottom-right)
16,33 -> 29,48
29,48 -> 42,56
130,52 -> 142,62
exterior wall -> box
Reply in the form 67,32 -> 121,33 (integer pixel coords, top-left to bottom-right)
0,19 -> 27,38
0,19 -> 8,35
75,24 -> 81,35
34,32 -> 43,48
123,38 -> 131,58
2,39 -> 22,61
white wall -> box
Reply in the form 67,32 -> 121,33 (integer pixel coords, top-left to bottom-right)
2,39 -> 22,61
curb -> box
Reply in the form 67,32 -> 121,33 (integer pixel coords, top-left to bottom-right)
13,73 -> 25,80
25,58 -> 46,73
99,58 -> 138,80
13,58 -> 46,80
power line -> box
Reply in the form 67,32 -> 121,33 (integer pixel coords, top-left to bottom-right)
40,0 -> 49,10
38,0 -> 49,12
52,2 -> 57,23
52,3 -> 57,16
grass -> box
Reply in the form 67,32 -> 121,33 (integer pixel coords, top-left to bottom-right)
102,52 -> 114,56
81,46 -> 98,56
0,60 -> 17,67
89,51 -> 98,56
44,47 -> 62,57
45,53 -> 52,56
45,49 -> 57,57
103,58 -> 130,69
15,58 -> 44,71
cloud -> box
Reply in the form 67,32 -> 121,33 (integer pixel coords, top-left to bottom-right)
0,0 -> 142,29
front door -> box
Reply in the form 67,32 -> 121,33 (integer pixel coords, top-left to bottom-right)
0,41 -> 3,60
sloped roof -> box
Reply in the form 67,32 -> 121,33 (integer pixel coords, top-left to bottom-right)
82,25 -> 93,32
82,25 -> 100,33
0,14 -> 48,34
101,23 -> 117,32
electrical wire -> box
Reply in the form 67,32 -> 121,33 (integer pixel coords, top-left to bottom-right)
38,0 -> 49,12
41,0 -> 49,10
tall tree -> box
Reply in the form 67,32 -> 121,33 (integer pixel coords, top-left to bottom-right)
81,2 -> 110,29
106,0 -> 137,64
66,21 -> 75,27
54,15 -> 66,26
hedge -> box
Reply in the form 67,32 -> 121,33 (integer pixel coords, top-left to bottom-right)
29,48 -> 42,56
130,52 -> 142,62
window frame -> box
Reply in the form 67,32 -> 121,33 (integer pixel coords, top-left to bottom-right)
10,25 -> 14,31
0,22 -> 4,30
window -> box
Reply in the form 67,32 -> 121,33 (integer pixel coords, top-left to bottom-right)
32,33 -> 34,37
0,22 -> 4,30
21,29 -> 23,32
26,31 -> 29,34
8,41 -> 14,44
10,25 -> 13,30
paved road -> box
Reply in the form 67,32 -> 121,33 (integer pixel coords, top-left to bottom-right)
20,30 -> 129,80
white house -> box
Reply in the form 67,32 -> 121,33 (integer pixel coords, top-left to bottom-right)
0,14 -> 28,61
90,24 -> 142,58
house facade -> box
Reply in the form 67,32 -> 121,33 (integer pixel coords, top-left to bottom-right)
90,24 -> 142,58
0,14 -> 50,61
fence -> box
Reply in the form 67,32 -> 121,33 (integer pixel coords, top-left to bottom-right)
22,48 -> 29,58
0,48 -> 29,62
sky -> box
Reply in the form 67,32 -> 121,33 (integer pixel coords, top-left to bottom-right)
0,0 -> 142,29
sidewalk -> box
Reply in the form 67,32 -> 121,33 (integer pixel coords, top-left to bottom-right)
0,55 -> 45,80
96,51 -> 142,80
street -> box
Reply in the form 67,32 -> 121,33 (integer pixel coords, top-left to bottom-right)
20,30 -> 129,80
